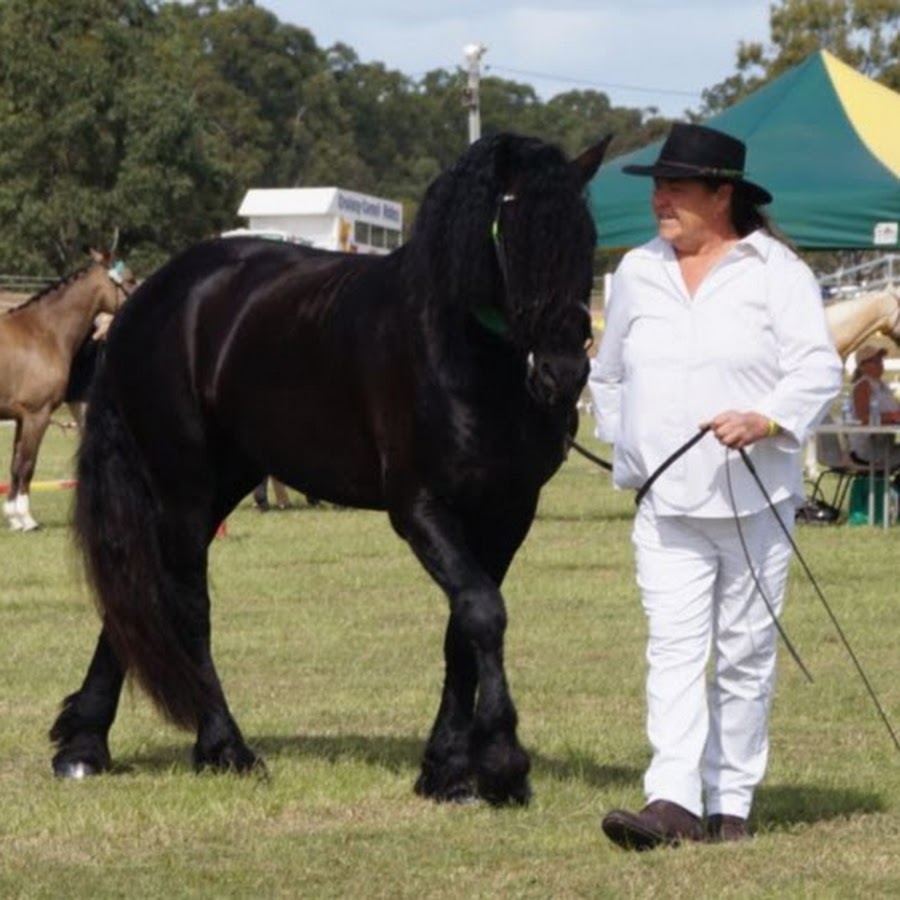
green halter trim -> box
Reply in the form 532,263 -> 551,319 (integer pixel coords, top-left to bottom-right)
471,304 -> 512,338
472,194 -> 517,339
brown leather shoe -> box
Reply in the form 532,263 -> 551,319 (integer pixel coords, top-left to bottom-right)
601,800 -> 703,851
707,814 -> 750,843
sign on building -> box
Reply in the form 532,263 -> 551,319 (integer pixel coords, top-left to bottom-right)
232,187 -> 403,255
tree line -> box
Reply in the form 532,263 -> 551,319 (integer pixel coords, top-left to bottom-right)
0,0 -> 896,278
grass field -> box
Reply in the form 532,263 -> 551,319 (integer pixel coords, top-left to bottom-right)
1,420 -> 898,898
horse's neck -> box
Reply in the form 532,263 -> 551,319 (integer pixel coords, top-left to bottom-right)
826,289 -> 900,360
32,275 -> 105,350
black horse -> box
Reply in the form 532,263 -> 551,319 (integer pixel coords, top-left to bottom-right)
65,335 -> 103,405
50,132 -> 610,804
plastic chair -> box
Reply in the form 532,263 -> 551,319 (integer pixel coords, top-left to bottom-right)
805,426 -> 869,520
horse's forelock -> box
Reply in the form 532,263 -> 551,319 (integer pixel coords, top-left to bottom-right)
407,133 -> 596,368
499,163 -> 596,340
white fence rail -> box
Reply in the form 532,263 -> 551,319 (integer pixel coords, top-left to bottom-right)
0,274 -> 55,294
819,253 -> 900,302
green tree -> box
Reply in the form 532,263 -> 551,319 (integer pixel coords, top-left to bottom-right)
701,0 -> 900,114
0,0 -> 681,277
0,0 -> 161,272
163,0 -> 331,189
0,0 -> 256,275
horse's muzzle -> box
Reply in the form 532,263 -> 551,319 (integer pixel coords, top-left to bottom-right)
526,352 -> 589,408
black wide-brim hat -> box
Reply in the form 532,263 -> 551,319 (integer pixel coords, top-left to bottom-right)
623,122 -> 773,205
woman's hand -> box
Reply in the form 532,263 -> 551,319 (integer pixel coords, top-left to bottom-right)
701,411 -> 774,448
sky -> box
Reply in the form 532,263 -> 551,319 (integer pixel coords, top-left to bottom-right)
258,1 -> 773,119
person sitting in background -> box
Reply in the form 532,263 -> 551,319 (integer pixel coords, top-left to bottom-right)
849,344 -> 900,474
253,476 -> 291,511
253,477 -> 321,510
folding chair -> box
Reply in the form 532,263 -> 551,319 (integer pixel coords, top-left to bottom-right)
805,425 -> 869,520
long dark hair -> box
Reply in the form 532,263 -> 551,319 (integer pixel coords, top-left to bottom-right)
701,177 -> 794,248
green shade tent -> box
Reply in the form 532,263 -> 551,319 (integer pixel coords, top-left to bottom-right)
589,50 -> 900,251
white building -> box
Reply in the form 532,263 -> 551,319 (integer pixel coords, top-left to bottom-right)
233,187 -> 403,255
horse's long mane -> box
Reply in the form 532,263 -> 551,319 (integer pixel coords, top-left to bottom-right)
3,264 -> 94,314
408,135 -> 510,310
408,133 -> 595,339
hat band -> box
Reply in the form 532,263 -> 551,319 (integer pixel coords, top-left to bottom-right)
657,159 -> 745,179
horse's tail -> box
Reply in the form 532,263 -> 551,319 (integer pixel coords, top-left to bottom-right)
74,374 -> 212,730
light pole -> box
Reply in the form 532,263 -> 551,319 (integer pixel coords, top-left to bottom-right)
463,43 -> 487,145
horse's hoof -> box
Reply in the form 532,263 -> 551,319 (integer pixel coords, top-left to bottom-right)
480,777 -> 533,807
475,743 -> 532,806
448,789 -> 481,806
53,759 -> 103,780
414,771 -> 477,803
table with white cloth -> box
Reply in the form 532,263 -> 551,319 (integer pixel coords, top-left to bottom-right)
814,423 -> 899,528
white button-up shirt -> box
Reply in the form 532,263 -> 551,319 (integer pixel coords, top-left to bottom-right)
589,230 -> 843,517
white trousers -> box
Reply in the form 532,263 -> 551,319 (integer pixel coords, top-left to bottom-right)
632,498 -> 794,820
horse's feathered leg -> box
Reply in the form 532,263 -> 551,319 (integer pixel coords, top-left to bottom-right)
50,627 -> 124,777
415,615 -> 478,801
395,494 -> 531,806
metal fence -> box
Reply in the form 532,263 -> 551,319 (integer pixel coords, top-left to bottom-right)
819,253 -> 900,302
0,274 -> 54,294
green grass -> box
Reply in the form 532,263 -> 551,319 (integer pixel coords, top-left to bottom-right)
1,421 -> 898,898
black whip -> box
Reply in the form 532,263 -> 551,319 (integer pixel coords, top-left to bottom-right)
738,447 -> 900,753
724,453 -> 814,683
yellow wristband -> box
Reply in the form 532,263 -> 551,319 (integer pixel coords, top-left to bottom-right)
767,419 -> 779,438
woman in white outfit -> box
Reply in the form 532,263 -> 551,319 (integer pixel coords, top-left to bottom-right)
589,123 -> 842,850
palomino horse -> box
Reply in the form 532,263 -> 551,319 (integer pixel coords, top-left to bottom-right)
824,287 -> 900,359
0,251 -> 134,530
49,133 -> 610,803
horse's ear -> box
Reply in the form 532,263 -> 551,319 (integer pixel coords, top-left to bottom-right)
572,134 -> 613,186
89,248 -> 105,264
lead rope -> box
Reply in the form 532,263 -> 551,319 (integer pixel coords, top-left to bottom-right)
568,437 -> 612,471
572,427 -> 899,751
630,426 -> 813,681
633,426 -> 710,507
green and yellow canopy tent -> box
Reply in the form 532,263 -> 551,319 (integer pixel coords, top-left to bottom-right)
589,50 -> 900,251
